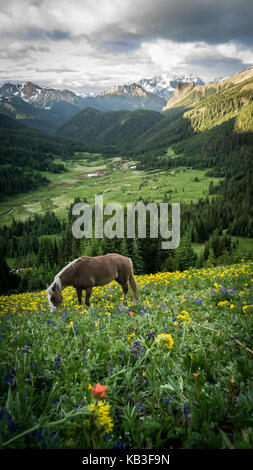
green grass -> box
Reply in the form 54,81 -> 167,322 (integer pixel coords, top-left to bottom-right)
0,156 -> 221,225
0,261 -> 252,449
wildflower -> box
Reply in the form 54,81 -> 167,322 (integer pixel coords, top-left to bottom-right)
88,400 -> 113,433
156,333 -> 174,350
129,311 -> 134,316
242,305 -> 253,313
177,310 -> 191,324
183,406 -> 191,420
149,331 -> 156,341
55,355 -> 61,369
4,368 -> 15,387
218,300 -> 230,307
163,397 -> 173,404
128,332 -> 135,343
136,402 -> 145,413
62,309 -> 67,320
91,383 -> 108,399
193,298 -> 202,305
130,341 -> 145,357
115,441 -> 127,449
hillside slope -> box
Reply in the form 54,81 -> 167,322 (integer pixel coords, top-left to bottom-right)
0,114 -> 88,197
1,262 -> 252,449
57,108 -> 164,149
133,67 -> 253,175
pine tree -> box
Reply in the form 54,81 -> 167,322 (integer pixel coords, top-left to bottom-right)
120,238 -> 129,257
130,238 -> 144,274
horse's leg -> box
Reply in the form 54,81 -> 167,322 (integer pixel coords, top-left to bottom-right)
85,287 -> 92,307
121,282 -> 128,305
76,287 -> 82,305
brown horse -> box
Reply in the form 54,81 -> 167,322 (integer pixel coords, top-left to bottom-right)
46,253 -> 138,312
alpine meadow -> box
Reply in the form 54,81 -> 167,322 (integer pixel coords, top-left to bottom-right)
0,0 -> 253,455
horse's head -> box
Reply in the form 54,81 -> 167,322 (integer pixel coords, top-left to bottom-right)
46,282 -> 63,312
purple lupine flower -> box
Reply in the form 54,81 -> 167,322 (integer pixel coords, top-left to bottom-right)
183,406 -> 191,419
55,355 -> 61,369
136,402 -> 145,413
193,298 -> 202,305
149,331 -> 156,341
163,397 -> 173,404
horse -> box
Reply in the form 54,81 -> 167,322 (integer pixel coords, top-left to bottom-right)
46,253 -> 138,312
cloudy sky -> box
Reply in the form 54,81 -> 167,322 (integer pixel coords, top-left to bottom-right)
0,0 -> 253,94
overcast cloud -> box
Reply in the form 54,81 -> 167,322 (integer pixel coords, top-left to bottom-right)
0,0 -> 253,93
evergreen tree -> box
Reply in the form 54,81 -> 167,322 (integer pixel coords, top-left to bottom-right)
0,257 -> 19,294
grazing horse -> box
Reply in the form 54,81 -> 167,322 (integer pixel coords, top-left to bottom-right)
46,253 -> 138,312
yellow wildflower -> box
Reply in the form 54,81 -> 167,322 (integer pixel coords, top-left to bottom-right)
88,400 -> 113,433
156,333 -> 174,350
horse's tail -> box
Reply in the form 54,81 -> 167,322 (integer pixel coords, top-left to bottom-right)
128,257 -> 138,300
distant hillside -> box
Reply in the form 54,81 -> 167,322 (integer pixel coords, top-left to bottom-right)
57,108 -> 164,148
0,113 -> 88,198
133,67 -> 253,172
163,65 -> 253,111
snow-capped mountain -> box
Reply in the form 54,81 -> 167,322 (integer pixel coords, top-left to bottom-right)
135,73 -> 205,97
89,82 -> 167,111
0,81 -> 84,110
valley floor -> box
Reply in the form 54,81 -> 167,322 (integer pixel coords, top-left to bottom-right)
0,156 -> 221,225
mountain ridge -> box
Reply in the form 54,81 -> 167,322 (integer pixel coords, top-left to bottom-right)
0,72 -> 205,130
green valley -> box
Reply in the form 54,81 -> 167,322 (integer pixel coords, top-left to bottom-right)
0,155 -> 222,225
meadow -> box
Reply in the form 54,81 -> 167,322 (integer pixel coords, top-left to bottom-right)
0,155 -> 221,225
0,261 -> 252,449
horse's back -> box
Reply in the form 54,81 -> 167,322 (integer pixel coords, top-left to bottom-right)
75,253 -> 131,287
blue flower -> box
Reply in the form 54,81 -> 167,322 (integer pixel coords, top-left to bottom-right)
115,441 -> 127,449
4,368 -> 15,387
149,331 -> 156,341
163,397 -> 173,404
62,309 -> 67,320
55,355 -> 61,369
136,402 -> 145,413
183,406 -> 191,419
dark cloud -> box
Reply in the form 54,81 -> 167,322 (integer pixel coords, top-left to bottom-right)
126,0 -> 253,46
185,55 -> 252,80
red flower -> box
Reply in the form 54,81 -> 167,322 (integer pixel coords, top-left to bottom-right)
91,383 -> 108,398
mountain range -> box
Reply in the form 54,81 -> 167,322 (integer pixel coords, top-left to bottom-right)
0,72 -> 204,131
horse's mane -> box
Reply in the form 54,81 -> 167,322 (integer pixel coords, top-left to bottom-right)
47,257 -> 82,292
